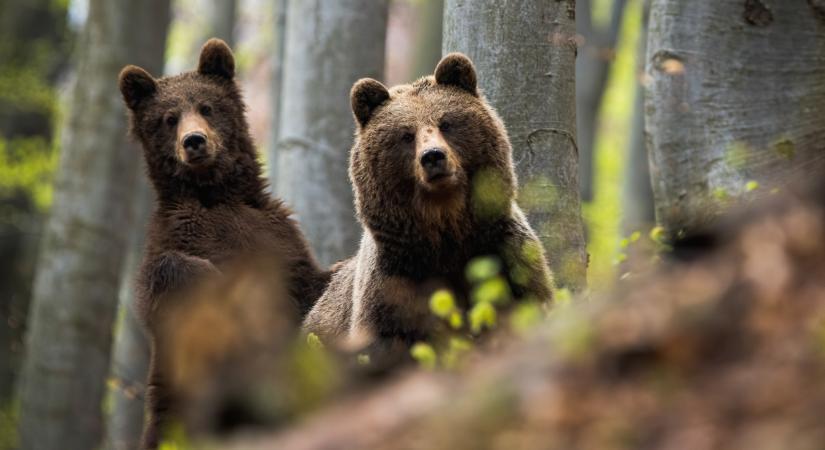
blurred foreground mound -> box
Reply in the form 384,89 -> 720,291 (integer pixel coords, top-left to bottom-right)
224,183 -> 825,450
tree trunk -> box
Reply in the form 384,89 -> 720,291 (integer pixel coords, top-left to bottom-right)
267,0 -> 288,187
209,0 -> 237,48
443,0 -> 587,291
0,0 -> 70,404
105,1 -> 171,448
276,0 -> 389,266
576,0 -> 627,202
621,0 -> 655,234
17,0 -> 147,448
646,0 -> 825,238
407,0 -> 444,81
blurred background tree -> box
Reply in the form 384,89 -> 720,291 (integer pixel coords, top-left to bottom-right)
16,0 -> 163,447
0,0 -> 71,408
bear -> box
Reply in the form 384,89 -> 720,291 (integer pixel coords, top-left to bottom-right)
118,39 -> 329,448
303,53 -> 553,363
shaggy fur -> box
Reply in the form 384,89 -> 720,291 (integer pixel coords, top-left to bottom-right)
119,39 -> 329,449
304,53 -> 553,359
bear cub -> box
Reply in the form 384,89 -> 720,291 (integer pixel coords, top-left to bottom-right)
304,53 -> 553,360
119,39 -> 329,448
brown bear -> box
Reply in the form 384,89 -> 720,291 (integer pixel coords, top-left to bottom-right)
303,53 -> 553,361
118,39 -> 329,448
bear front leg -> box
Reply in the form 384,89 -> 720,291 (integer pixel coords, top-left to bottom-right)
137,250 -> 220,324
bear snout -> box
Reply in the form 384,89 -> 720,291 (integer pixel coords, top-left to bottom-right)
181,131 -> 211,164
420,148 -> 450,181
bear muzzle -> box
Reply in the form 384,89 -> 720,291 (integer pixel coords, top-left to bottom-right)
182,132 -> 210,164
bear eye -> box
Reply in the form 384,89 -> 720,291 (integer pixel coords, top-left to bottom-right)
400,132 -> 415,143
199,104 -> 212,116
439,120 -> 451,132
165,114 -> 178,127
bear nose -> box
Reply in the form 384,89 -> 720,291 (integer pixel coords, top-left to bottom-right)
420,148 -> 449,179
182,132 -> 207,150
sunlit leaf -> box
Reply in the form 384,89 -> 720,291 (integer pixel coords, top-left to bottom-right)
429,289 -> 456,318
469,302 -> 497,334
410,342 -> 437,370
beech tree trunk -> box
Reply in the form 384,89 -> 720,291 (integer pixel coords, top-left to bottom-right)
267,0 -> 288,186
209,0 -> 237,48
407,0 -> 444,81
443,0 -> 587,291
276,0 -> 389,266
104,1 -> 171,448
646,0 -> 825,237
17,0 -> 147,448
576,0 -> 627,202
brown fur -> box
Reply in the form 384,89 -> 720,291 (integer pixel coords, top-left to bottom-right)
304,53 -> 553,360
119,39 -> 329,448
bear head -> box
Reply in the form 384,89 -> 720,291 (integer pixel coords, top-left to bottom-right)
349,53 -> 517,242
118,39 -> 258,198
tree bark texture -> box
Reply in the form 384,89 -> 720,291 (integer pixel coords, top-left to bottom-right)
646,0 -> 825,237
576,0 -> 627,202
443,0 -> 587,291
267,0 -> 288,187
209,0 -> 237,48
276,0 -> 389,266
0,0 -> 70,403
105,1 -> 171,448
621,0 -> 655,234
408,0 -> 444,81
17,0 -> 149,448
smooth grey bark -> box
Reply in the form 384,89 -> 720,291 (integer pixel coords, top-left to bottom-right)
17,0 -> 145,448
267,0 -> 288,187
407,0 -> 444,81
621,0 -> 655,234
646,0 -> 825,237
209,0 -> 237,48
443,0 -> 587,291
576,0 -> 627,202
105,1 -> 171,448
276,0 -> 389,266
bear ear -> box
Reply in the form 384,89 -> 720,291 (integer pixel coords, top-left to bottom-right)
198,38 -> 235,80
434,52 -> 477,95
119,65 -> 157,110
351,78 -> 390,127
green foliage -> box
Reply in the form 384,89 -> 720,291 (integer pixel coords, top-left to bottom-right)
509,301 -> 543,335
465,257 -> 502,284
581,0 -> 644,289
306,332 -> 324,350
471,168 -> 509,219
429,289 -> 456,318
410,342 -> 437,370
469,302 -> 497,334
0,137 -> 57,212
0,399 -> 19,450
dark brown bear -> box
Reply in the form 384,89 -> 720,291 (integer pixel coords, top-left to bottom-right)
303,53 -> 553,360
118,39 -> 329,448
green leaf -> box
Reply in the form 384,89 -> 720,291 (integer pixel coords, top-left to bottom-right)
410,342 -> 437,370
448,311 -> 464,329
510,302 -> 543,334
465,256 -> 501,283
429,289 -> 456,318
471,276 -> 511,305
469,302 -> 497,334
306,332 -> 324,350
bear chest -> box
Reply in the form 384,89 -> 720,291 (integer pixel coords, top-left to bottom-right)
160,204 -> 274,260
